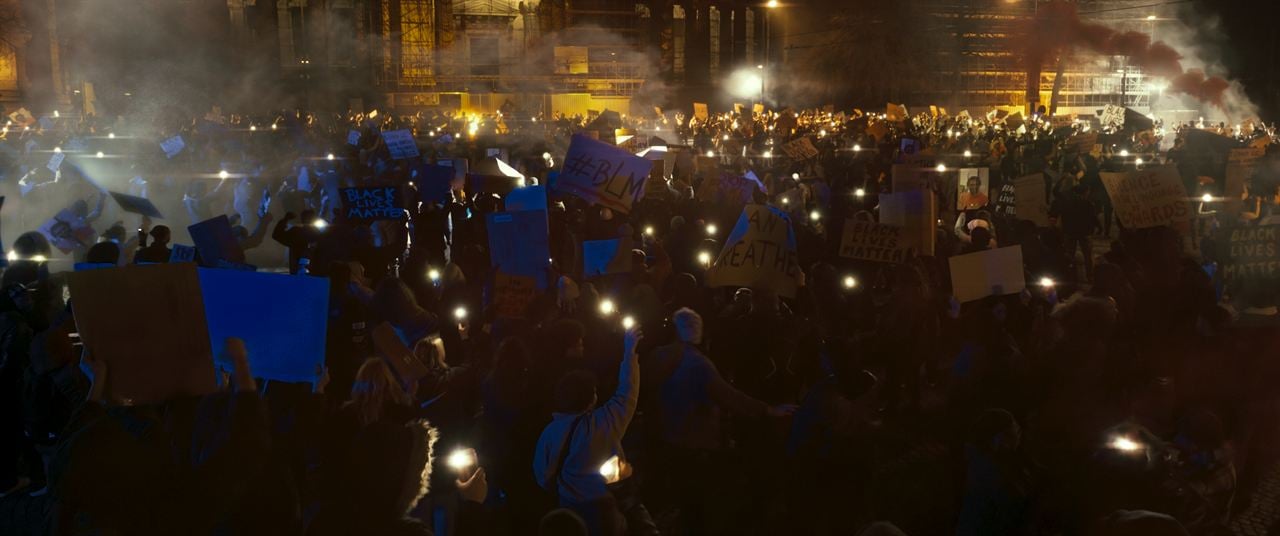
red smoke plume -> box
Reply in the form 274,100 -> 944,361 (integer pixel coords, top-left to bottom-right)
1027,1 -> 1231,108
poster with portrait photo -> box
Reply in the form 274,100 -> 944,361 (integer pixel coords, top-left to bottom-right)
956,168 -> 991,211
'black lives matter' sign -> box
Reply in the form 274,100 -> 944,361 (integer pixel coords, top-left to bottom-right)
341,187 -> 403,221
1220,225 -> 1280,283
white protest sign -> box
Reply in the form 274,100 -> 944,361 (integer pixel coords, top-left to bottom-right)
949,246 -> 1026,303
382,129 -> 421,159
170,244 -> 197,263
47,152 -> 65,173
706,204 -> 801,298
1100,165 -> 1191,231
160,135 -> 185,159
780,137 -> 819,160
839,220 -> 914,263
1100,104 -> 1125,128
555,133 -> 653,214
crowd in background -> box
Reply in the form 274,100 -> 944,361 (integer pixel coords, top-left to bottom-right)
0,99 -> 1278,535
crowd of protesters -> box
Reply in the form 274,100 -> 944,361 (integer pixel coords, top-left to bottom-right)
0,98 -> 1278,536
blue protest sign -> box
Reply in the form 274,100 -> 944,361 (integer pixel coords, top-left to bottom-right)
189,215 -> 246,268
554,134 -> 652,213
198,269 -> 329,383
341,186 -> 404,221
583,238 -> 633,277
487,210 -> 550,290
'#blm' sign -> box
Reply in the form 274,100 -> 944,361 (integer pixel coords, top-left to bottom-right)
839,220 -> 914,263
707,204 -> 801,298
341,187 -> 404,221
556,134 -> 653,214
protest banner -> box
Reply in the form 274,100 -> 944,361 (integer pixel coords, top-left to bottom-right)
1064,132 -> 1098,155
39,208 -> 96,253
372,322 -> 429,384
1013,173 -> 1050,226
189,214 -> 246,268
696,172 -> 757,207
693,102 -> 709,120
347,130 -> 361,146
109,192 -> 164,219
956,168 -> 991,210
160,135 -> 185,159
487,210 -> 550,290
781,137 -> 819,160
415,164 -> 455,204
47,152 -> 65,173
555,134 -> 652,214
199,269 -> 328,383
493,271 -> 538,319
583,238 -> 634,277
839,220 -> 915,263
68,263 -> 216,403
169,244 -> 197,263
949,246 -> 1026,303
1217,226 -> 1280,288
706,205 -> 801,298
880,189 -> 936,255
1099,104 -> 1125,128
341,187 -> 404,221
1100,165 -> 1191,231
382,129 -> 420,159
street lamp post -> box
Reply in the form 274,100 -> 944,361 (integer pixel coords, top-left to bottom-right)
764,0 -> 778,104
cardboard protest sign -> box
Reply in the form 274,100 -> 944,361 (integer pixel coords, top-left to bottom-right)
1065,132 -> 1098,155
7,107 -> 34,126
885,103 -> 908,122
644,164 -> 671,200
1099,104 -> 1125,128
189,214 -> 246,267
487,210 -> 550,290
555,134 -> 652,214
693,103 -> 709,121
956,169 -> 991,210
493,272 -> 538,319
467,157 -> 526,195
1013,174 -> 1050,226
994,183 -> 1017,218
880,189 -> 936,255
415,164 -> 455,204
1217,226 -> 1280,288
583,238 -> 634,277
753,103 -> 765,116
170,244 -> 197,263
839,220 -> 915,263
341,187 -> 404,221
949,246 -> 1026,303
47,152 -> 65,173
1224,148 -> 1266,215
891,165 -> 939,193
160,135 -> 185,159
1100,165 -> 1191,231
347,130 -> 361,146
506,185 -> 548,213
780,137 -> 819,160
382,129 -> 420,159
110,192 -> 164,219
706,205 -> 801,298
68,263 -> 216,403
372,322 -> 430,384
696,173 -> 757,207
199,269 -> 328,383
39,208 -> 96,253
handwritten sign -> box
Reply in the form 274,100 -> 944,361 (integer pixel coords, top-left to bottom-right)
1100,104 -> 1125,128
839,220 -> 914,263
1014,174 -> 1049,226
693,102 -> 709,121
382,129 -> 420,159
555,133 -> 653,214
696,172 -> 757,207
493,272 -> 538,319
341,187 -> 404,221
39,208 -> 96,253
706,205 -> 801,298
160,135 -> 185,159
780,137 -> 819,160
1100,165 -> 1190,231
1218,225 -> 1280,286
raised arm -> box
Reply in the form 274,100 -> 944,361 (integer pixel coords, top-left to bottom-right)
593,327 -> 643,442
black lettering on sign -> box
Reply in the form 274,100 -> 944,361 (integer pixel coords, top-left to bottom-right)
341,187 -> 403,221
